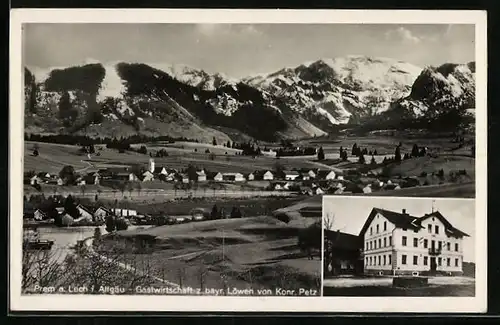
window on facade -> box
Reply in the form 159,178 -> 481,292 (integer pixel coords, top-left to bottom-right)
402,255 -> 407,265
370,227 -> 373,235
435,225 -> 439,234
366,242 -> 369,250
438,241 -> 442,250
369,257 -> 371,265
376,224 -> 379,233
413,255 -> 418,265
423,256 -> 428,266
389,236 -> 392,246
373,241 -> 376,249
402,228 -> 407,231
369,241 -> 372,250
378,239 -> 381,248
428,224 -> 432,233
455,243 -> 459,252
366,257 -> 368,265
438,257 -> 442,266
384,221 -> 387,231
424,239 -> 428,248
447,258 -> 450,267
383,255 -> 386,265
388,255 -> 391,265
378,256 -> 381,265
447,242 -> 451,251
383,237 -> 387,247
402,236 -> 407,246
455,258 -> 459,267
413,238 -> 418,247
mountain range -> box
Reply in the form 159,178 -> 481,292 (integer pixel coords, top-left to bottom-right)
24,55 -> 475,142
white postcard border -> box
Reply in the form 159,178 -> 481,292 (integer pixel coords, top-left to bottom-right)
9,9 -> 487,313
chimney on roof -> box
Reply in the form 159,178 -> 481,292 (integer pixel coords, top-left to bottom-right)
402,209 -> 407,214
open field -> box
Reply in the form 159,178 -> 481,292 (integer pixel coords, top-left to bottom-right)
24,141 -> 329,175
102,214 -> 321,295
299,135 -> 474,157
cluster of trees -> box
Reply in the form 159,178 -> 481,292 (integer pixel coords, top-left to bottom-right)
276,146 -> 316,157
152,148 -> 169,157
105,139 -> 133,153
209,204 -> 243,220
105,215 -> 129,232
79,144 -> 96,154
25,133 -> 198,147
220,140 -> 263,156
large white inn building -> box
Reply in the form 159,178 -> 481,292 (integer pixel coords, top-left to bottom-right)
359,208 -> 469,276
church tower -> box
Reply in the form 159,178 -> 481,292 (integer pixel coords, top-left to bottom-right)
149,158 -> 155,173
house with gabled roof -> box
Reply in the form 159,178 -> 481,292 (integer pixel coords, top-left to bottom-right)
141,170 -> 155,182
359,208 -> 469,276
94,206 -> 113,222
318,170 -> 336,180
154,166 -> 169,176
196,170 -> 207,182
76,204 -> 94,222
34,209 -> 47,221
284,170 -> 300,181
324,230 -> 364,276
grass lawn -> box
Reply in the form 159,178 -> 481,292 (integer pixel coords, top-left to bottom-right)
100,213 -> 321,295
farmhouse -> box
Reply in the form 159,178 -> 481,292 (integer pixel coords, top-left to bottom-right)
212,172 -> 223,182
301,173 -> 311,181
114,172 -> 139,182
262,170 -> 274,181
359,208 -> 469,276
154,166 -> 169,176
324,230 -> 363,276
247,172 -> 255,181
141,170 -> 155,182
315,188 -> 325,195
29,175 -> 42,185
307,170 -> 317,179
76,204 -> 94,222
191,208 -> 210,221
223,172 -> 245,182
284,170 -> 300,181
196,170 -> 207,182
34,209 -> 47,221
83,173 -> 101,185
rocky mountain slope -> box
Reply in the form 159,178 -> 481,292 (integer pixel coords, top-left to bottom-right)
24,56 -> 475,141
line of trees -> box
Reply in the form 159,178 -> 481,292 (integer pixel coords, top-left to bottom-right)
25,133 -> 199,147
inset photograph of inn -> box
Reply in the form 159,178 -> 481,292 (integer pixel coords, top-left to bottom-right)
322,196 -> 475,297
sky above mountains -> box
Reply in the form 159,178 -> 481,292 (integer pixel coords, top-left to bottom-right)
23,23 -> 475,79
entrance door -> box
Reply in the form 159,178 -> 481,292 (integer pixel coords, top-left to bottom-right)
430,257 -> 437,273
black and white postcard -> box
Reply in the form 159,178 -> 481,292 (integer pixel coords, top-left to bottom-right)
322,196 -> 477,296
10,9 -> 487,313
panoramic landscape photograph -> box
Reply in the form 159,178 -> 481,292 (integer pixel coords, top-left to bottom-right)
322,196 -> 476,297
20,22 -> 475,296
